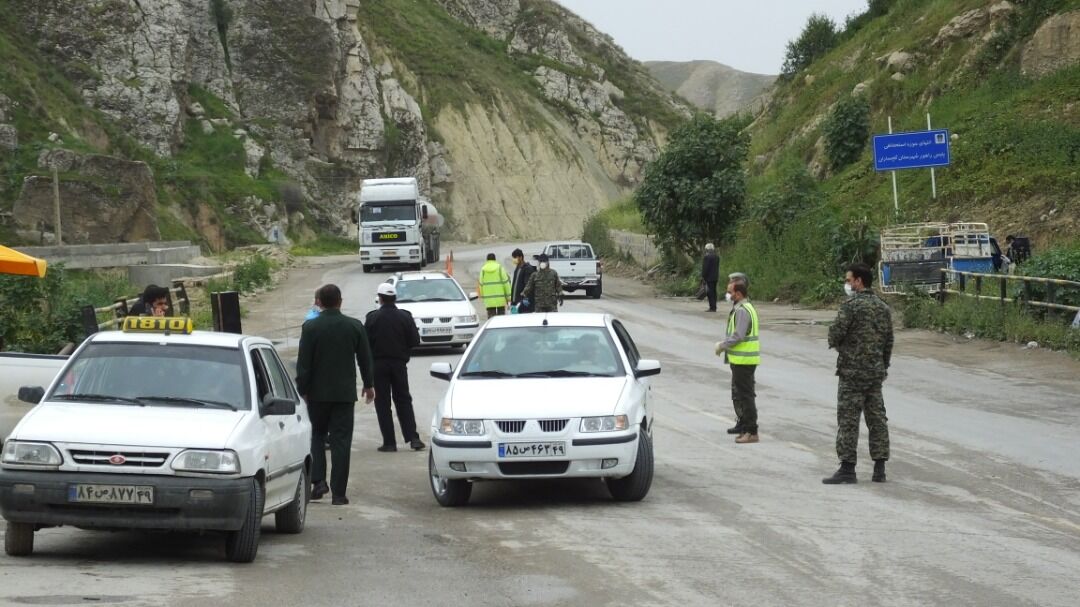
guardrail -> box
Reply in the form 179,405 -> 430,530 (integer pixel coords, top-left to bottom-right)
79,280 -> 193,335
938,269 -> 1080,313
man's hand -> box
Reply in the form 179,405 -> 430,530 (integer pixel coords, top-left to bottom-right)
362,387 -> 375,404
714,341 -> 725,356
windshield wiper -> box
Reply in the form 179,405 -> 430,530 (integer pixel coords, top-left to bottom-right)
417,297 -> 459,302
515,370 -> 613,378
459,370 -> 515,378
52,393 -> 145,406
135,395 -> 237,411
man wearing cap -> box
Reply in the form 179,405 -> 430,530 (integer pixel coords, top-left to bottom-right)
478,253 -> 512,319
295,284 -> 375,505
365,282 -> 425,453
702,243 -> 719,312
521,253 -> 563,313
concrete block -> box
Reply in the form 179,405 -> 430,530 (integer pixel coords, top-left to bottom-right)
128,264 -> 225,287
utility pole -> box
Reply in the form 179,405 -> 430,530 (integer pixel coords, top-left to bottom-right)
52,166 -> 62,246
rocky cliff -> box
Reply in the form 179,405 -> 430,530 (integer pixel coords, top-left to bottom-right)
0,0 -> 687,248
646,60 -> 776,118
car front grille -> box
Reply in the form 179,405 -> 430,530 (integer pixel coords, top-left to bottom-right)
496,420 -> 526,433
498,462 -> 570,476
538,419 -> 568,432
68,450 -> 169,468
421,335 -> 453,343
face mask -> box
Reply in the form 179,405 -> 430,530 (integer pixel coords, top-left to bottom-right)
540,262 -> 549,270
844,284 -> 854,297
725,292 -> 733,303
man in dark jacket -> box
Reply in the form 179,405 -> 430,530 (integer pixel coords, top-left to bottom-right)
295,284 -> 375,505
702,243 -> 720,312
128,284 -> 170,317
509,248 -> 536,313
365,282 -> 425,452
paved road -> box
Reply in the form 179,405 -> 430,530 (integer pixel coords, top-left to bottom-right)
3,244 -> 1079,606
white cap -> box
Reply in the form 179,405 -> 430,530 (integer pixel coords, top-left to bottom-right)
377,282 -> 396,297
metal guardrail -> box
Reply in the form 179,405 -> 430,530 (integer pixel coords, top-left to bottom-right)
938,269 -> 1080,313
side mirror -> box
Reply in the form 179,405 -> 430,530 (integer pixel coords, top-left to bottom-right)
634,359 -> 661,378
261,394 -> 297,416
351,208 -> 359,224
18,386 -> 45,405
468,292 -> 478,301
421,206 -> 429,219
430,362 -> 453,381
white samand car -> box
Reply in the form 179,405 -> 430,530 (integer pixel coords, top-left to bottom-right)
384,271 -> 480,348
427,313 -> 660,506
0,319 -> 311,562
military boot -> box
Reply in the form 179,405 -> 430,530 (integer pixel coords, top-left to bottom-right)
872,459 -> 887,482
822,461 -> 857,484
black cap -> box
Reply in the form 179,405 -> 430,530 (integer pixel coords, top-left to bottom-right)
538,253 -> 549,263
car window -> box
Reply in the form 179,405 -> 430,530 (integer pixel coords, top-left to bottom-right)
611,320 -> 641,369
250,350 -> 272,403
461,326 -> 623,377
257,347 -> 295,400
396,278 -> 465,303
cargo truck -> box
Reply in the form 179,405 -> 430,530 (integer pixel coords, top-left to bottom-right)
354,178 -> 442,273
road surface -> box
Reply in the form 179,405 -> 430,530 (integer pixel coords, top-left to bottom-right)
3,243 -> 1079,606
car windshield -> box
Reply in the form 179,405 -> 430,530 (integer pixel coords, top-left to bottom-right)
396,279 -> 465,303
48,343 -> 250,410
460,326 -> 623,378
361,202 -> 416,223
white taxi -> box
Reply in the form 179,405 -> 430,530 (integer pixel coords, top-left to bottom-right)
384,271 -> 480,348
0,317 -> 311,562
427,313 -> 660,506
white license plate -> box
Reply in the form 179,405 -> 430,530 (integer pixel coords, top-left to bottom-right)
68,484 -> 154,505
423,327 -> 452,335
498,442 -> 566,458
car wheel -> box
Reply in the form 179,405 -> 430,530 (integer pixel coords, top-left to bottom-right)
605,430 -> 653,502
4,522 -> 34,557
274,466 -> 309,534
225,478 -> 264,563
429,450 -> 471,507
590,280 -> 603,299
362,264 -> 372,273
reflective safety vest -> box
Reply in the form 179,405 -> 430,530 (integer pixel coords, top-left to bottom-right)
479,261 -> 511,308
726,301 -> 760,366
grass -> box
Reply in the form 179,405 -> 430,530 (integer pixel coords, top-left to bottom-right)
290,234 -> 357,257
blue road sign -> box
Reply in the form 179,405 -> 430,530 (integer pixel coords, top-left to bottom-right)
873,129 -> 950,171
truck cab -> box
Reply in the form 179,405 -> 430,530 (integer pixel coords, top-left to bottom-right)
356,177 -> 441,273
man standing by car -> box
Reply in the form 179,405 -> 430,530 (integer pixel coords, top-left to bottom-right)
702,243 -> 720,312
521,253 -> 563,313
295,284 -> 375,506
823,263 -> 893,484
714,276 -> 759,443
478,253 -> 512,318
366,282 -> 425,453
509,248 -> 536,313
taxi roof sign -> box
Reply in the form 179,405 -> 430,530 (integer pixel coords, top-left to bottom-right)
122,316 -> 194,335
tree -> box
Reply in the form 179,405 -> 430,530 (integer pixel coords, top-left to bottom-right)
634,114 -> 750,258
780,13 -> 838,78
823,94 -> 871,171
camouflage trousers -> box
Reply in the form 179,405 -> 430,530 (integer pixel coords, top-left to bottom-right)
835,376 -> 890,463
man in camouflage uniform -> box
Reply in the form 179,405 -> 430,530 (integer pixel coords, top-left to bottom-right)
521,253 -> 563,313
823,262 -> 894,484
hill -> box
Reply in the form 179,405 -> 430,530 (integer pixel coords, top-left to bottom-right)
646,60 -> 776,117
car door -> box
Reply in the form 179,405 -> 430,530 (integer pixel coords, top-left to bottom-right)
612,320 -> 651,429
260,346 -> 309,485
250,347 -> 297,510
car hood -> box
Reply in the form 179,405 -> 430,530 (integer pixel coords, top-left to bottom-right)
446,377 -> 627,419
398,301 -> 474,319
11,402 -> 245,449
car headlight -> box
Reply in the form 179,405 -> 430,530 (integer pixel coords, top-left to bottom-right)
580,415 -> 629,433
454,315 -> 478,324
440,418 -> 485,436
171,449 -> 240,474
1,441 -> 63,467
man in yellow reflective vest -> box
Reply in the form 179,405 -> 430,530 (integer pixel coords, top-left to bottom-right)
477,253 -> 512,319
714,277 -> 760,444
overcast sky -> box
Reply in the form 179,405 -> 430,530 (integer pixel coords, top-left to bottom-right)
554,0 -> 868,74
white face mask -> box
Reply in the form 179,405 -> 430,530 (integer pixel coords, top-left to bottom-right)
540,262 -> 549,270
844,283 -> 855,297
725,292 -> 733,303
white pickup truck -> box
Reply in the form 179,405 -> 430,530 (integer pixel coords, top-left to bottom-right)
0,317 -> 311,562
538,241 -> 603,298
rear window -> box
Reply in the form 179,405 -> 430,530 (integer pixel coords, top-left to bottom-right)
545,244 -> 593,259
460,326 -> 623,378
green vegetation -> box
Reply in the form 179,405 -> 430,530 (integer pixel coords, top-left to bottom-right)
596,197 -> 645,233
291,235 -> 357,257
780,13 -> 839,78
823,94 -> 871,170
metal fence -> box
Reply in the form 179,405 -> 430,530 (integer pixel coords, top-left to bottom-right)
938,269 -> 1080,313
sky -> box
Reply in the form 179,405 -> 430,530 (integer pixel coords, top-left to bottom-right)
554,0 -> 869,75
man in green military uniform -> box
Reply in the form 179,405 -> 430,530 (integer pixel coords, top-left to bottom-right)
521,253 -> 563,313
477,253 -> 512,319
295,284 -> 375,505
823,263 -> 894,484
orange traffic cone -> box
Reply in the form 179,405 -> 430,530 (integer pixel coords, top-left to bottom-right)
446,250 -> 454,276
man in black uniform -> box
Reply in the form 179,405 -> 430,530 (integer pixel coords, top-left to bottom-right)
295,284 -> 375,506
702,243 -> 720,312
509,248 -> 536,313
365,282 -> 425,452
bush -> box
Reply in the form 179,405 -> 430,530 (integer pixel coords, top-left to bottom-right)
231,254 -> 274,293
780,13 -> 838,78
1013,244 -> 1080,308
823,94 -> 871,171
748,164 -> 822,238
581,213 -> 617,260
291,235 -> 357,257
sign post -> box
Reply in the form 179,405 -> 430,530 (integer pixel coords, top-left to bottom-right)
927,113 -> 937,199
873,123 -> 951,215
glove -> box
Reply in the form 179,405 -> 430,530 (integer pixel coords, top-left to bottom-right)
714,342 -> 724,356
522,298 -> 530,308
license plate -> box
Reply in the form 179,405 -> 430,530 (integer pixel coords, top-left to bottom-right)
498,442 -> 566,458
68,484 -> 154,505
423,327 -> 452,335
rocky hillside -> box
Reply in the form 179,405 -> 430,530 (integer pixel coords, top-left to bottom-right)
0,0 -> 687,250
646,60 -> 775,117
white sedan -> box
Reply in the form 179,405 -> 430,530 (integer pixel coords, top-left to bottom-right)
384,271 -> 480,348
427,313 -> 660,506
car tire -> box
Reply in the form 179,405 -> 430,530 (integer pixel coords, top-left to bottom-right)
274,466 -> 309,534
362,264 -> 372,273
605,430 -> 653,502
225,478 -> 264,563
429,450 -> 471,507
4,522 -> 34,557
589,279 -> 603,299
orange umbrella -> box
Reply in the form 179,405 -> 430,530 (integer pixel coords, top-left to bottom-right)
0,244 -> 48,277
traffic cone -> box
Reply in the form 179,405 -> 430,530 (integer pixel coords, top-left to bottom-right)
446,250 -> 454,276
